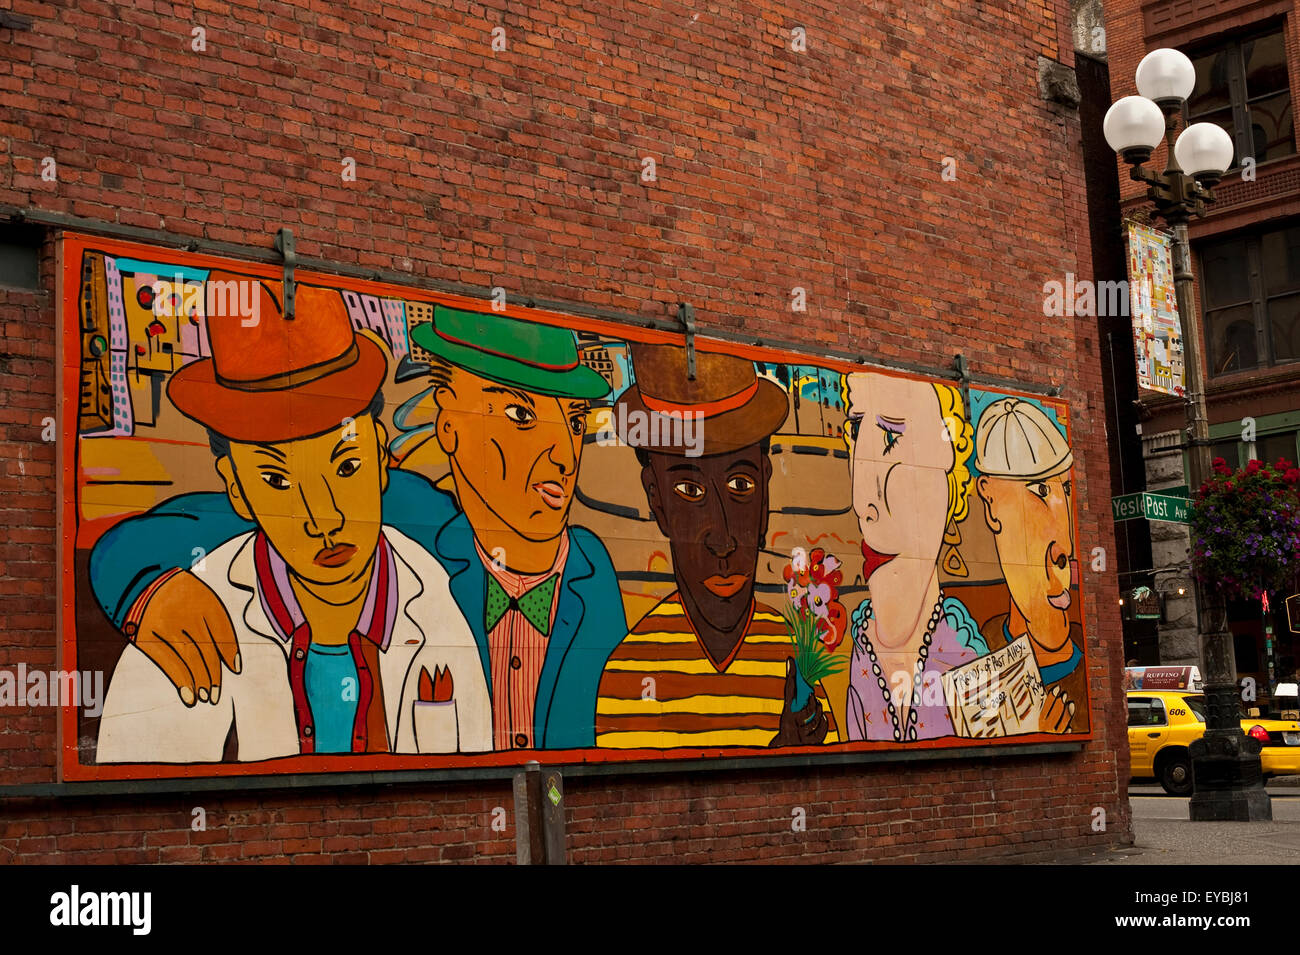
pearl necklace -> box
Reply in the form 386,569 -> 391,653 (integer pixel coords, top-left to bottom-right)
857,590 -> 945,742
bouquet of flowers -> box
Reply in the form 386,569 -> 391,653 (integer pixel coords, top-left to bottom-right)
780,548 -> 847,706
1191,457 -> 1300,601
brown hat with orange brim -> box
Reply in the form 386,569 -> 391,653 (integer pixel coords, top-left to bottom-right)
168,272 -> 388,443
615,342 -> 788,456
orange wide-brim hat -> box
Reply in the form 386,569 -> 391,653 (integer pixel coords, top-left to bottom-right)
168,273 -> 388,443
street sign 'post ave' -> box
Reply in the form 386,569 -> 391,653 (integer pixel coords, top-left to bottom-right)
1143,492 -> 1191,523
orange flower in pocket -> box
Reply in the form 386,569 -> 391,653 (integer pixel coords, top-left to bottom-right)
417,666 -> 455,703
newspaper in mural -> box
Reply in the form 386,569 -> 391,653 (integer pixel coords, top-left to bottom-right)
1127,222 -> 1185,397
60,234 -> 1093,781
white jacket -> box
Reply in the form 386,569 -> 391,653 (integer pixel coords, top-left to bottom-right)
96,527 -> 492,763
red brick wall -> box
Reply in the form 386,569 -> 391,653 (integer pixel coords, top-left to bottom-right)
0,0 -> 1132,861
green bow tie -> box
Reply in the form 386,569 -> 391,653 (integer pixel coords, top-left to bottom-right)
485,573 -> 559,636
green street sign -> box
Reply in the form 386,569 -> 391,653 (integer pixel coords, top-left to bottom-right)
1112,493 -> 1144,522
1112,492 -> 1191,524
1144,492 -> 1191,524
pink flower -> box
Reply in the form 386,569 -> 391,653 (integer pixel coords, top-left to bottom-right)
807,581 -> 833,620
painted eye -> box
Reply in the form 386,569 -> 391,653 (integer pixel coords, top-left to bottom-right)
881,427 -> 902,456
337,458 -> 362,478
846,416 -> 863,442
726,474 -> 755,496
1028,482 -> 1050,500
1063,480 -> 1072,498
261,472 -> 291,491
569,415 -> 587,436
672,481 -> 706,503
504,404 -> 536,425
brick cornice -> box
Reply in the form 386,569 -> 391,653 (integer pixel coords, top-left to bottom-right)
1144,0 -> 1288,44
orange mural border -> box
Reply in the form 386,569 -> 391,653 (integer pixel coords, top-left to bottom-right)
56,232 -> 1094,783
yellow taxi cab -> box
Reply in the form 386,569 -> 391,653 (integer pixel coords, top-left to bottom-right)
1128,687 -> 1300,795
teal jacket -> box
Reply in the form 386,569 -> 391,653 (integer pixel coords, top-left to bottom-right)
89,470 -> 627,750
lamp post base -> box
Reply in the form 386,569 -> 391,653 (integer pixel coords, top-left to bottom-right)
1187,733 -> 1272,821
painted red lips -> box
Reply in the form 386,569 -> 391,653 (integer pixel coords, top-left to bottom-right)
860,540 -> 897,580
532,481 -> 567,510
703,574 -> 749,598
314,543 -> 357,567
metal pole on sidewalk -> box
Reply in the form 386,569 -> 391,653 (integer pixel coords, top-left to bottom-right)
1105,51 -> 1272,819
1170,222 -> 1271,821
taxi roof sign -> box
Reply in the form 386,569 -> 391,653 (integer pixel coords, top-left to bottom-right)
1124,666 -> 1203,692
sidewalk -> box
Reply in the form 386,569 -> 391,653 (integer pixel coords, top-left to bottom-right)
1075,786 -> 1300,864
1084,818 -> 1300,864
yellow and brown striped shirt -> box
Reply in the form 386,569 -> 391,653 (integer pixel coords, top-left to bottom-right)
595,593 -> 839,749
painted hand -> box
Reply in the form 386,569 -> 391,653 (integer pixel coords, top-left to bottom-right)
771,659 -> 829,747
133,571 -> 241,707
1039,684 -> 1075,733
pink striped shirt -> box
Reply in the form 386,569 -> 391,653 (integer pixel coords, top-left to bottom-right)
475,534 -> 569,750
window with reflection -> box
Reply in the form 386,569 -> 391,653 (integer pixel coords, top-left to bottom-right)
1257,430 -> 1299,467
1199,222 -> 1300,376
1211,439 -> 1241,467
1187,27 -> 1294,168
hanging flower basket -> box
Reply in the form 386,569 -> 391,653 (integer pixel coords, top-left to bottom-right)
1190,456 -> 1300,601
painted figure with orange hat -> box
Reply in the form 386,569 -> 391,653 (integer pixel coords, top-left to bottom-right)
90,302 -> 627,753
593,343 -> 836,749
95,275 -> 491,761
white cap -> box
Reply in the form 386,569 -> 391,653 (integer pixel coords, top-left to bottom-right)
975,397 -> 1073,480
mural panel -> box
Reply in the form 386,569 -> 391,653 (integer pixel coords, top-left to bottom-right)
59,235 -> 1092,780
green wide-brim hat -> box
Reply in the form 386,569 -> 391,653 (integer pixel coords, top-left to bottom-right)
410,305 -> 610,400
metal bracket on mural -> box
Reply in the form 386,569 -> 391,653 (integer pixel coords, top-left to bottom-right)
953,353 -> 972,420
274,227 -> 296,320
678,303 -> 696,380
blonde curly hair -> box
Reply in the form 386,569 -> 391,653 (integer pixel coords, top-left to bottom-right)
934,382 -> 973,528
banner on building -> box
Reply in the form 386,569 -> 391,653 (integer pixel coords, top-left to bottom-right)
59,234 -> 1093,782
1127,222 -> 1185,397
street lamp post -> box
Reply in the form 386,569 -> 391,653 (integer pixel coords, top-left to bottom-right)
1104,48 -> 1272,821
